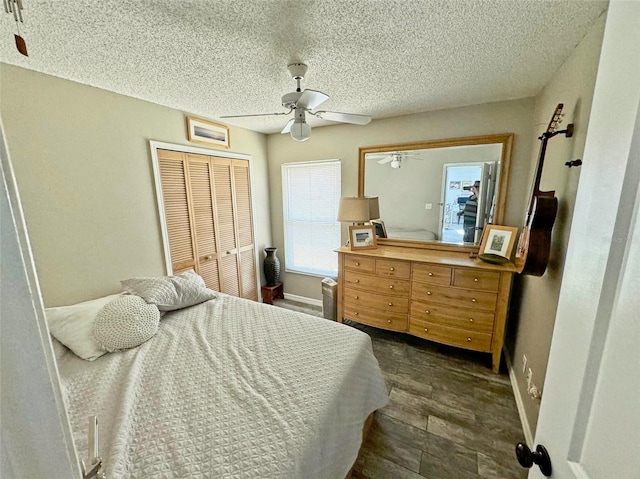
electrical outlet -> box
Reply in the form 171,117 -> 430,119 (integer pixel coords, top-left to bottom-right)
522,355 -> 528,374
425,203 -> 432,210
526,368 -> 533,390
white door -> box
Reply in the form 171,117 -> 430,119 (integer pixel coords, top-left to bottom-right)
476,161 -> 495,240
1,121 -> 81,477
529,2 -> 640,478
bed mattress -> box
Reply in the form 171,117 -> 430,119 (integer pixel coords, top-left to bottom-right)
55,293 -> 388,478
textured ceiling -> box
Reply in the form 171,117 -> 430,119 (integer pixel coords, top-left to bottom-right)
0,0 -> 607,134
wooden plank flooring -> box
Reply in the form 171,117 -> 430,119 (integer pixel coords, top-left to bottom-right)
273,299 -> 527,479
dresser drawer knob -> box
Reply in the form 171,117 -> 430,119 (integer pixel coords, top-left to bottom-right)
387,319 -> 392,324
428,272 -> 434,276
427,291 -> 432,295
424,328 -> 429,332
467,337 -> 472,342
389,285 -> 394,289
425,310 -> 430,314
389,267 -> 395,271
355,262 -> 360,266
355,279 -> 360,283
355,295 -> 359,299
474,278 -> 479,282
354,312 -> 359,316
388,302 -> 393,306
469,318 -> 474,323
471,298 -> 477,303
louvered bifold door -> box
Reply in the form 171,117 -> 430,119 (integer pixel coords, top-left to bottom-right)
233,160 -> 258,300
186,154 -> 221,291
157,150 -> 197,274
210,158 -> 241,297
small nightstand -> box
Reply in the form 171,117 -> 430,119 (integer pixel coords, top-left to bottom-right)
261,282 -> 284,305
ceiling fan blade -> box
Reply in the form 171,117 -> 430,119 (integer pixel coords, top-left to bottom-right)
281,118 -> 294,134
314,111 -> 371,125
220,111 -> 290,119
377,157 -> 393,164
296,89 -> 329,110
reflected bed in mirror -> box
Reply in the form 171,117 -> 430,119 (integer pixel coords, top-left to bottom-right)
359,134 -> 513,248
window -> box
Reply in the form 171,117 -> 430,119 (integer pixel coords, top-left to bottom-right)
282,160 -> 341,277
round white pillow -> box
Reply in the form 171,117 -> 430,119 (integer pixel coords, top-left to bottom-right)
93,295 -> 160,352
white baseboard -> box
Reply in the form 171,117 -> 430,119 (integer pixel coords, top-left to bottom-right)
283,292 -> 323,308
503,347 -> 534,446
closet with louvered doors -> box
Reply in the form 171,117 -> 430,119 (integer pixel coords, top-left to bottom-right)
156,148 -> 258,301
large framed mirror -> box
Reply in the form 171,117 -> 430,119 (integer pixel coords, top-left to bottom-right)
358,133 -> 513,249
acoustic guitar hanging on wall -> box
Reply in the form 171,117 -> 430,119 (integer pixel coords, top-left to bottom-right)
515,103 -> 573,276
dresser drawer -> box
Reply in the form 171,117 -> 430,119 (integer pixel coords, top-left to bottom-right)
343,305 -> 407,332
412,263 -> 452,285
410,300 -> 495,332
344,287 -> 409,314
453,268 -> 500,291
344,270 -> 410,296
409,319 -> 492,352
344,255 -> 375,273
411,283 -> 498,312
376,259 -> 411,278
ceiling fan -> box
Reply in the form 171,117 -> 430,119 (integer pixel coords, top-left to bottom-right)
220,63 -> 371,142
368,151 -> 424,169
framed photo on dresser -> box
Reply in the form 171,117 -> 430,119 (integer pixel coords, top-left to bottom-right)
479,225 -> 518,259
349,225 -> 377,250
370,219 -> 387,238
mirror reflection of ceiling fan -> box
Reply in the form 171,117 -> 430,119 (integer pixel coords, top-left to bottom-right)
368,151 -> 425,169
220,63 -> 371,142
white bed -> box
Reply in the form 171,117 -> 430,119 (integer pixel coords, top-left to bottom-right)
385,226 -> 437,241
53,292 -> 388,478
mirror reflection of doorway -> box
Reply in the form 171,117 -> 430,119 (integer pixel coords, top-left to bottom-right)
439,163 -> 489,243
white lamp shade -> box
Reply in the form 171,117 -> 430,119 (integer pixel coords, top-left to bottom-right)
338,196 -> 380,223
367,196 -> 380,220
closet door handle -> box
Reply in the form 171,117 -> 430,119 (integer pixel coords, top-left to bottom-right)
202,255 -> 213,261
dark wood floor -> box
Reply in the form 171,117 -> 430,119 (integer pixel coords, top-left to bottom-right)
273,299 -> 527,479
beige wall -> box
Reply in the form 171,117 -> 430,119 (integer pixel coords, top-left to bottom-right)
266,99 -> 535,300
507,12 -> 607,437
0,64 -> 271,307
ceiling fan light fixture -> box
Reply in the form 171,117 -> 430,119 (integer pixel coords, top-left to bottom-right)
290,119 -> 311,142
220,62 -> 371,141
391,158 -> 401,169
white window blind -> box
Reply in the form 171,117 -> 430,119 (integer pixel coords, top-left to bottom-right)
282,160 -> 341,277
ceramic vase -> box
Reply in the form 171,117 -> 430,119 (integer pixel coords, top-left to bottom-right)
263,247 -> 281,286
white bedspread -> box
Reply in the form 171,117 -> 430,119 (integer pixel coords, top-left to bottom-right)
56,293 -> 388,478
385,226 -> 437,241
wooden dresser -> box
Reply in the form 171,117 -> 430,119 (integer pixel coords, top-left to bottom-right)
336,245 -> 517,372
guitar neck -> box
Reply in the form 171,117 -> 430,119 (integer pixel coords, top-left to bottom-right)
532,135 -> 551,198
525,104 -> 565,217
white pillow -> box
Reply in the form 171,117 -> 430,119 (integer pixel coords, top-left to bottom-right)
92,295 -> 160,352
120,270 -> 216,311
46,294 -> 123,361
